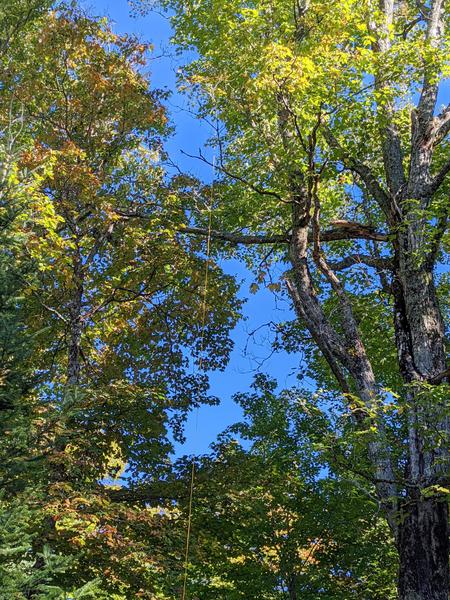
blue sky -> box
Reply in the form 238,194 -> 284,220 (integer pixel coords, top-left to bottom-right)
82,0 -> 302,456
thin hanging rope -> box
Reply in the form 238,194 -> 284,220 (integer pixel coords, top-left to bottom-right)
181,161 -> 214,600
181,460 -> 196,600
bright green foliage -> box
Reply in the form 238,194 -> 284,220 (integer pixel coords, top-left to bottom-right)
146,0 -> 449,308
143,0 -> 450,485
173,376 -> 397,599
0,1 -> 240,462
132,1 -> 449,595
0,115 -> 102,600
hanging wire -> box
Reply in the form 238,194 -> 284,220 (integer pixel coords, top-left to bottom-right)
181,460 -> 196,600
181,159 -> 215,600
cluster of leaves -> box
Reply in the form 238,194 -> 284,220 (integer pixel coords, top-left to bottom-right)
141,0 -> 450,485
172,375 -> 397,599
0,105 -> 100,599
0,1 -> 239,596
2,0 -> 445,598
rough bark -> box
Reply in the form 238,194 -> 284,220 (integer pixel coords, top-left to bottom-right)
392,218 -> 449,599
285,199 -> 450,600
396,231 -> 446,381
328,3 -> 449,593
288,221 -> 398,524
180,220 -> 388,245
397,498 -> 449,600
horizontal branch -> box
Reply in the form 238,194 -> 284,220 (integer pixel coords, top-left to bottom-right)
181,226 -> 289,244
325,220 -> 389,242
180,221 -> 388,245
328,254 -> 393,271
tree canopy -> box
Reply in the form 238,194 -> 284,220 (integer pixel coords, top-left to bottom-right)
0,1 -> 448,599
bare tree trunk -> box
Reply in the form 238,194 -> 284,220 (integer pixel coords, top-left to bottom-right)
288,223 -> 398,518
396,229 -> 446,380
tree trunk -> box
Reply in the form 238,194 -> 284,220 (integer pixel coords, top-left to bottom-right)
397,228 -> 446,380
286,573 -> 297,600
67,255 -> 84,386
67,313 -> 82,386
397,497 -> 449,600
288,219 -> 449,598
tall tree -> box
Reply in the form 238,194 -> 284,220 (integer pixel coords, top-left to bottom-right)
1,2 -> 240,481
0,82 -> 102,600
141,0 -> 450,597
0,3 -> 240,596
